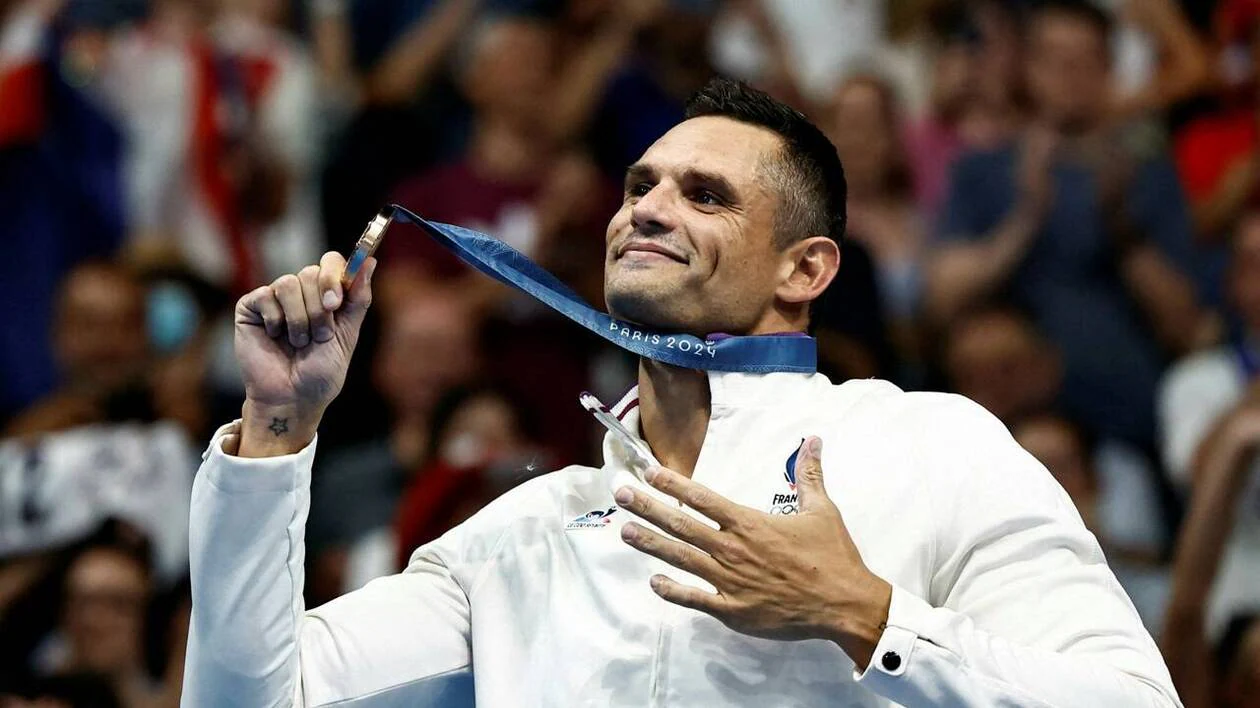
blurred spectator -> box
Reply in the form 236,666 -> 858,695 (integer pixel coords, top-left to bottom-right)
39,544 -> 180,708
91,0 -> 320,293
0,263 -> 197,597
209,0 -> 324,277
825,74 -> 925,371
1,521 -> 187,708
1012,412 -> 1170,633
709,0 -> 886,104
1212,614 -> 1260,708
6,263 -> 147,438
1160,391 -> 1260,708
942,305 -> 1061,423
1105,0 -> 1210,122
317,0 -> 484,258
4,260 -> 229,442
1159,211 -> 1260,652
564,0 -> 701,177
394,382 -> 547,566
0,0 -> 127,424
1174,0 -> 1260,242
929,0 -> 1212,449
380,11 -> 634,304
907,0 -> 1024,221
307,289 -> 480,601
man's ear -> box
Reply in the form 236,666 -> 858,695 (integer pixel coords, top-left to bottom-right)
776,236 -> 840,305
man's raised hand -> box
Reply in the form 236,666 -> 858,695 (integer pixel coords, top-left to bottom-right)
233,252 -> 376,457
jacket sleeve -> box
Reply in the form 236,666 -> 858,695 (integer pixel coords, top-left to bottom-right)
182,422 -> 474,708
854,395 -> 1182,707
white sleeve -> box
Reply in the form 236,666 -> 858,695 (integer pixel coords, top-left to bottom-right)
854,396 -> 1182,707
182,422 -> 473,708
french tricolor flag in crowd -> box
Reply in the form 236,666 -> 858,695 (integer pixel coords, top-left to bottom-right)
0,5 -> 50,146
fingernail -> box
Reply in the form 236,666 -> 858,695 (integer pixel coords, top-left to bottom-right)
806,436 -> 822,456
322,290 -> 339,310
644,466 -> 659,483
313,327 -> 334,343
621,524 -> 639,541
294,332 -> 309,346
614,487 -> 633,505
649,575 -> 664,591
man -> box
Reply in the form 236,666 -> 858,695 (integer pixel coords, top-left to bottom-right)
184,79 -> 1180,706
6,262 -> 148,437
927,0 -> 1210,450
1158,211 -> 1260,705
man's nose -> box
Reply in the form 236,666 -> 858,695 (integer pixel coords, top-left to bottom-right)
630,183 -> 678,235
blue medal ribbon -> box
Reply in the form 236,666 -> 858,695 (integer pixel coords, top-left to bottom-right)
385,205 -> 817,373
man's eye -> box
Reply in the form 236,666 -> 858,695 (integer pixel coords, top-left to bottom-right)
628,182 -> 652,198
692,190 -> 722,206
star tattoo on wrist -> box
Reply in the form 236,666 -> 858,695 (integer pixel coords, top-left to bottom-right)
268,417 -> 289,437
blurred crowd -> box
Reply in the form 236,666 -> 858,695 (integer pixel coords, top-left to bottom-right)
2,0 -> 1260,705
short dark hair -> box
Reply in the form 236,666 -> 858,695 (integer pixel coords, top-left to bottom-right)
684,77 -> 847,249
1030,0 -> 1113,47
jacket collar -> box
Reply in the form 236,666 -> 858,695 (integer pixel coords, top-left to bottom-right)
590,370 -> 826,489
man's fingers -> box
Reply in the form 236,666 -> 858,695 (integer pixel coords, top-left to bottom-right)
237,285 -> 284,338
271,274 -> 311,348
621,522 -> 725,583
648,574 -> 727,616
317,251 -> 346,310
334,257 -> 375,342
792,436 -> 831,513
299,266 -> 334,343
614,485 -> 723,549
643,466 -> 746,529
345,257 -> 376,308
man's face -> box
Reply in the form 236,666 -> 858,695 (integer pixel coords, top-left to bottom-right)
1231,216 -> 1260,335
604,117 -> 789,335
1025,13 -> 1110,132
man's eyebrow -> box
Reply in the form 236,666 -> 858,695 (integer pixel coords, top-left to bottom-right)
685,169 -> 739,199
624,163 -> 655,188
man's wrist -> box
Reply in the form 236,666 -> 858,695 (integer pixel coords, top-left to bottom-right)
826,574 -> 893,671
237,400 -> 323,458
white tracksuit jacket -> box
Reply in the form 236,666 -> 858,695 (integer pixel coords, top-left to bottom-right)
182,371 -> 1182,707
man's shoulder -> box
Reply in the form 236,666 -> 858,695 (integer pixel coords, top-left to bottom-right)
823,379 -> 999,434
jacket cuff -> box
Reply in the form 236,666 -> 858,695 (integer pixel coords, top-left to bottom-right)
853,584 -> 946,687
200,419 -> 318,494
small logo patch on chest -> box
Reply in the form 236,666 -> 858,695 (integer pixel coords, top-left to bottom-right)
770,440 -> 803,515
566,507 -> 617,530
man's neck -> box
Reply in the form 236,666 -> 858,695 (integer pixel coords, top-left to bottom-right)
637,359 -> 710,478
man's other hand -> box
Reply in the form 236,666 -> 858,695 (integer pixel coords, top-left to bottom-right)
613,436 -> 893,670
233,252 -> 376,457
